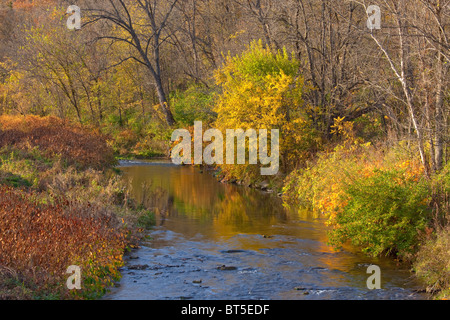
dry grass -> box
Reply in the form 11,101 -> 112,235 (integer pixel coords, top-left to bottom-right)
0,115 -> 115,169
414,226 -> 450,299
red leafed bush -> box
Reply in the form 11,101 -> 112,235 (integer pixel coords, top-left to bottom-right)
0,186 -> 127,299
0,115 -> 115,169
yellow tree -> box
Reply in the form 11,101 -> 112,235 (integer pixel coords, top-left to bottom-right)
214,40 -> 319,181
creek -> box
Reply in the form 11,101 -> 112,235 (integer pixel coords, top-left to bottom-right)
105,160 -> 428,300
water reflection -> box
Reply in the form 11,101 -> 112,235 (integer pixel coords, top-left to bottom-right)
120,161 -> 323,243
112,160 -> 428,300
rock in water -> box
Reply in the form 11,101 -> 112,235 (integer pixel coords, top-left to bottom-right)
217,265 -> 237,271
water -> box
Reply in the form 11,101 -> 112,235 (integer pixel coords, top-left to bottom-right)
105,160 -> 428,300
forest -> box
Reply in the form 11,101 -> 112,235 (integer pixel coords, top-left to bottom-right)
0,0 -> 449,299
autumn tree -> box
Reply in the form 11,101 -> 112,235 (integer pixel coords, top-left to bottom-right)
214,41 -> 318,179
85,0 -> 178,126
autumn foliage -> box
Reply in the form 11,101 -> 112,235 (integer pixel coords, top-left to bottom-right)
213,41 -> 318,184
0,115 -> 149,299
0,115 -> 115,169
283,119 -> 433,259
0,186 -> 126,299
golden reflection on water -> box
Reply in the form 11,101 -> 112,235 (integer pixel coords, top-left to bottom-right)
120,163 -> 324,240
119,161 -> 418,280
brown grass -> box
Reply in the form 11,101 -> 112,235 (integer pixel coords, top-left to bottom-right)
414,226 -> 450,299
0,115 -> 115,169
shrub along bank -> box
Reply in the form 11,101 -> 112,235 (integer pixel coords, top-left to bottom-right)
282,121 -> 450,299
0,115 -> 154,299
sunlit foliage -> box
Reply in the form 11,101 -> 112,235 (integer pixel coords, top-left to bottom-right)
214,40 -> 319,183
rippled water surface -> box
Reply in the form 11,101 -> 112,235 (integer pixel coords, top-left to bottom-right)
105,160 -> 428,300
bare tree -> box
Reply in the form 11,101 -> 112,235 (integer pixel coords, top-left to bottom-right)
277,0 -> 370,136
350,0 -> 449,175
416,0 -> 449,171
233,0 -> 278,49
85,0 -> 178,126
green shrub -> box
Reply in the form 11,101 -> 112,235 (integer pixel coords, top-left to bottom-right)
136,210 -> 156,230
430,162 -> 450,226
282,143 -> 372,220
412,163 -> 450,299
329,169 -> 432,258
171,84 -> 217,126
0,171 -> 32,188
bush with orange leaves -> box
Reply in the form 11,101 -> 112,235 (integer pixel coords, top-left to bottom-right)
0,115 -> 153,299
0,186 -> 128,299
283,119 -> 378,222
0,115 -> 116,170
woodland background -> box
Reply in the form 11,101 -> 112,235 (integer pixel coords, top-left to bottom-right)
0,0 -> 449,299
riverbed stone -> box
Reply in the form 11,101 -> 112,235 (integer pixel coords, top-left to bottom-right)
217,265 -> 237,271
128,264 -> 149,270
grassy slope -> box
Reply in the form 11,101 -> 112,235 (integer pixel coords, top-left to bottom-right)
0,115 -> 153,299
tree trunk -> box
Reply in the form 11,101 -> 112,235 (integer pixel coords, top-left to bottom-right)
435,66 -> 444,172
434,4 -> 445,172
155,73 -> 176,126
397,11 -> 429,177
